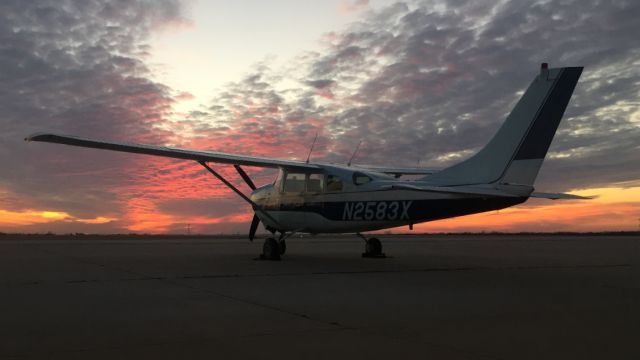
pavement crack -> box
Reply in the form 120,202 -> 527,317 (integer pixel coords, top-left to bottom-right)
1,263 -> 631,289
160,277 -> 354,330
23,247 -> 352,330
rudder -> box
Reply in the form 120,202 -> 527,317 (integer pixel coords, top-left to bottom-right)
500,66 -> 582,186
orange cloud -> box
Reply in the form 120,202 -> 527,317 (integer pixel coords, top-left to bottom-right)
404,186 -> 640,233
123,198 -> 176,232
2,186 -> 638,234
122,196 -> 252,233
76,216 -> 119,225
0,209 -> 116,226
116,182 -> 640,234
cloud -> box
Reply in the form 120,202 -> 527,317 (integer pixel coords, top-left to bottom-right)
338,0 -> 370,14
2,0 -> 639,234
0,0 -> 185,225
171,0 -> 640,233
411,186 -> 640,232
414,201 -> 640,233
204,0 -> 640,192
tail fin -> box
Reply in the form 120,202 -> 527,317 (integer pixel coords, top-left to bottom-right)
424,64 -> 583,186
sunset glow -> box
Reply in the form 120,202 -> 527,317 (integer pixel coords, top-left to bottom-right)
412,187 -> 640,233
0,210 -> 116,227
1,1 -> 638,234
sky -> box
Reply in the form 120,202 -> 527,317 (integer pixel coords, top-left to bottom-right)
1,0 -> 639,234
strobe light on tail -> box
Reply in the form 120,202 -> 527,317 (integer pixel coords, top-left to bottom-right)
26,63 -> 589,260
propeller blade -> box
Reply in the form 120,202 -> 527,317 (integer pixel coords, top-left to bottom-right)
234,165 -> 256,190
249,214 -> 260,242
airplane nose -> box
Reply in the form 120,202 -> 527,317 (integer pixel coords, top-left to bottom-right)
250,184 -> 273,202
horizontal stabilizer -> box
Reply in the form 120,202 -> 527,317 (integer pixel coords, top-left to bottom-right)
530,192 -> 592,200
386,184 -> 521,197
356,165 -> 439,176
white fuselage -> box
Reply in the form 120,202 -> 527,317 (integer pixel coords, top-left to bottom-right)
250,165 -> 527,233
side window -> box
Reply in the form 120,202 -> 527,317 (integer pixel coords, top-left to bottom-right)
283,173 -> 305,193
326,174 -> 343,192
306,173 -> 324,193
353,172 -> 372,185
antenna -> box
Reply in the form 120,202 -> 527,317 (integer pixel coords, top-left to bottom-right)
305,132 -> 318,164
347,140 -> 362,167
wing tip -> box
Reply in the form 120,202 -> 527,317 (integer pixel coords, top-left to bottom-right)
25,132 -> 53,142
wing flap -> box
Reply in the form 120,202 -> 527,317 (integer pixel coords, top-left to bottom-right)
26,133 -> 320,170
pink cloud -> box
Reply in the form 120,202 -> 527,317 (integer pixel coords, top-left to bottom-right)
175,91 -> 195,101
338,0 -> 369,14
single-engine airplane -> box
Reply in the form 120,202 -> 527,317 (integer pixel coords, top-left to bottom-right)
27,63 -> 588,260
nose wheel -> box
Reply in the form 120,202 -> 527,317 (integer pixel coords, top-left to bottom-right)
260,237 -> 281,260
358,233 -> 386,258
259,233 -> 289,260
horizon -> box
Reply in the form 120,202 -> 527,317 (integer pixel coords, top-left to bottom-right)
3,231 -> 639,237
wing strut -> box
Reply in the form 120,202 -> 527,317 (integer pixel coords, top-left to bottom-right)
233,165 -> 263,241
199,161 -> 280,239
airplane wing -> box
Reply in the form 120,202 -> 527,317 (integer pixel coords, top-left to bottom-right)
354,165 -> 439,176
25,133 -> 321,170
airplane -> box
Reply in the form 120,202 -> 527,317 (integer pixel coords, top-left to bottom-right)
26,63 -> 588,260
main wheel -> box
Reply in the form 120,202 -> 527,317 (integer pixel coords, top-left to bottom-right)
262,237 -> 281,260
365,237 -> 382,255
278,239 -> 286,255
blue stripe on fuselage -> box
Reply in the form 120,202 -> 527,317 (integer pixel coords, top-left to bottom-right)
264,197 -> 527,223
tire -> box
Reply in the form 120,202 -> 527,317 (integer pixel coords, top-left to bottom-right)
366,237 -> 382,255
263,237 -> 280,260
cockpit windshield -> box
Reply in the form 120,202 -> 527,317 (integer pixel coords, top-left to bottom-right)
278,170 -> 329,193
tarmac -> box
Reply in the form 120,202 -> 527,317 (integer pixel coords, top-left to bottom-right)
1,234 -> 638,359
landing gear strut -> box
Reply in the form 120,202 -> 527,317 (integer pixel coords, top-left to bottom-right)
358,233 -> 386,258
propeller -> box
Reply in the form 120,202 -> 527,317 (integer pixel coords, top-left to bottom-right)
234,165 -> 256,190
234,165 -> 260,241
249,214 -> 260,242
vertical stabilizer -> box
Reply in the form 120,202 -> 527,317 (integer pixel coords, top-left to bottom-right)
424,64 -> 582,186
